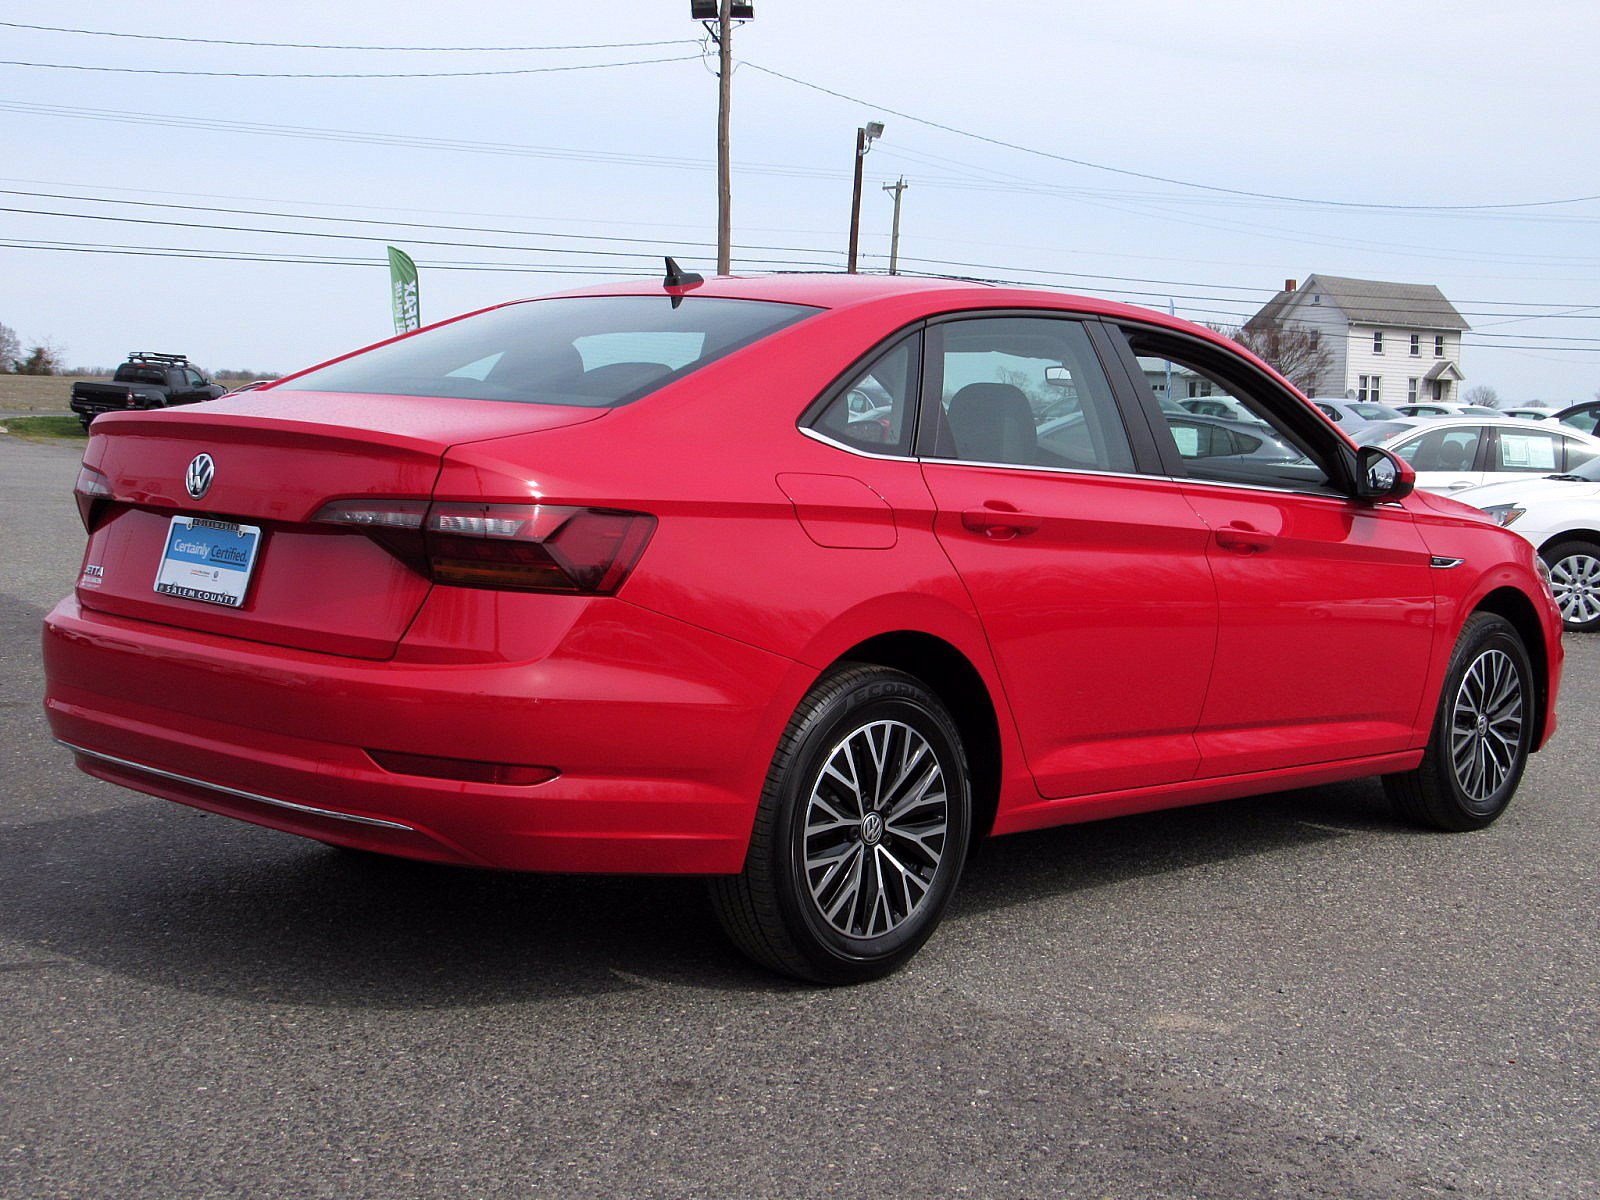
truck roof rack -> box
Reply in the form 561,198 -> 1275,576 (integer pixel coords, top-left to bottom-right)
126,351 -> 190,366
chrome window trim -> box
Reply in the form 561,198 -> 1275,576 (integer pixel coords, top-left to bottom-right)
57,740 -> 417,832
802,426 -> 1367,500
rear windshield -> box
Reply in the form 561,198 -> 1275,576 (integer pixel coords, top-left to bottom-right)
278,295 -> 820,408
114,366 -> 168,385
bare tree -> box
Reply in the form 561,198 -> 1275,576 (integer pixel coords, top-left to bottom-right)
0,321 -> 19,372
14,342 -> 64,375
1212,323 -> 1332,395
1463,385 -> 1501,408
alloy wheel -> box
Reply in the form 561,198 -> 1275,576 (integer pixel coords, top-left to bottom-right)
802,719 -> 949,939
1549,550 -> 1600,627
1449,648 -> 1525,809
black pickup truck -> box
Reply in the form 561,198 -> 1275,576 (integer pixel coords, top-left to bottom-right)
70,352 -> 227,429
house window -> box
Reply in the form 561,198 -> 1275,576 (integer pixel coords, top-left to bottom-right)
1408,377 -> 1418,404
1434,335 -> 1445,358
1410,334 -> 1420,356
1358,374 -> 1382,403
1373,331 -> 1384,354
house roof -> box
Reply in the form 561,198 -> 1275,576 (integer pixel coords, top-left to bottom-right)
1247,274 -> 1470,332
1424,360 -> 1466,382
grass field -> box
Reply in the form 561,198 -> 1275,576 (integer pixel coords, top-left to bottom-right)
0,374 -> 107,413
0,415 -> 86,441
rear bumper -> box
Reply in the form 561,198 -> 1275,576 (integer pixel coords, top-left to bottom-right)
43,595 -> 795,873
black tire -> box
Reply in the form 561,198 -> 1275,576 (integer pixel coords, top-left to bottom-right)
1542,538 -> 1600,632
1383,612 -> 1534,831
710,664 -> 971,984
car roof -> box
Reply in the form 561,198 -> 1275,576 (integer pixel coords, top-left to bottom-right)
536,270 -> 1248,342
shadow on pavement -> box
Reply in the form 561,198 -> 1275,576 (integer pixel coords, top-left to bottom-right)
1,764 -> 1404,1009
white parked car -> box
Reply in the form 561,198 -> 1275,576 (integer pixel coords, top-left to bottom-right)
1177,395 -> 1265,425
1394,402 -> 1502,419
1360,416 -> 1600,495
1454,456 -> 1600,630
1308,397 -> 1404,435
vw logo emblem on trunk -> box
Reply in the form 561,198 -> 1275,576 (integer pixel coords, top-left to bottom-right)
186,453 -> 215,500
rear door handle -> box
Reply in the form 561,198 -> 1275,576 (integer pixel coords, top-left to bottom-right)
961,503 -> 1041,539
1215,524 -> 1273,553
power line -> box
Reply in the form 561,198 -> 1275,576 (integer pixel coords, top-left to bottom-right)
745,61 -> 1600,214
0,188 -> 838,258
10,196 -> 1600,321
0,20 -> 698,52
0,54 -> 700,79
6,236 -> 1598,354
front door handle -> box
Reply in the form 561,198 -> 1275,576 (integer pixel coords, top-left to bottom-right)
1215,523 -> 1273,553
961,503 -> 1041,540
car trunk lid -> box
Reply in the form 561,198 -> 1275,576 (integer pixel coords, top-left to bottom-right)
75,393 -> 606,659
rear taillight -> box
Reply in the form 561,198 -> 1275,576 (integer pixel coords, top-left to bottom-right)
74,463 -> 113,532
312,499 -> 655,595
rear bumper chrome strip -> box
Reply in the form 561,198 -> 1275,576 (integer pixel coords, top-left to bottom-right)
56,739 -> 416,832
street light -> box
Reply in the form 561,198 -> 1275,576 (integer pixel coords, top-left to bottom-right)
846,121 -> 884,274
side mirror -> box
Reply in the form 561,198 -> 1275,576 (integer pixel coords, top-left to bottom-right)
1355,445 -> 1415,502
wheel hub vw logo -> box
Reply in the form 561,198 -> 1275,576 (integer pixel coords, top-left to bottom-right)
185,453 -> 215,500
860,811 -> 884,846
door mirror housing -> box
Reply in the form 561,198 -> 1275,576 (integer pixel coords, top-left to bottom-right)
1355,445 -> 1415,502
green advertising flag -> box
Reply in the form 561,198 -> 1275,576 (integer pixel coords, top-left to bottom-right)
387,246 -> 420,334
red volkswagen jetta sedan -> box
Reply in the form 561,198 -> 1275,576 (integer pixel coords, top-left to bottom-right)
44,272 -> 1563,983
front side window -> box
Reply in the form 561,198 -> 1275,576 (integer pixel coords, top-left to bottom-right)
1392,426 -> 1482,472
809,334 -> 920,456
1120,328 -> 1335,493
1434,335 -> 1446,357
279,296 -> 819,408
1373,331 -> 1384,354
1408,377 -> 1419,403
1410,334 -> 1421,356
925,316 -> 1135,473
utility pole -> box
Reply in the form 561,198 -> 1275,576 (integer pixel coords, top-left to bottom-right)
882,177 -> 908,275
715,0 -> 732,275
693,2 -> 751,274
846,121 -> 884,274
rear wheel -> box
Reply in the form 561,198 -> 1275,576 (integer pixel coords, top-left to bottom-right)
711,664 -> 970,984
1383,612 -> 1533,831
1542,538 -> 1600,631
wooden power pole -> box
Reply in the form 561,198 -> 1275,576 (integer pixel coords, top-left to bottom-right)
882,177 -> 908,274
716,0 -> 732,275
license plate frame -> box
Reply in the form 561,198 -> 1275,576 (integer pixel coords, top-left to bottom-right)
153,515 -> 262,608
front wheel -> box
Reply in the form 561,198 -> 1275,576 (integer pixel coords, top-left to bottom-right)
1383,612 -> 1533,831
1542,538 -> 1600,632
711,664 -> 971,984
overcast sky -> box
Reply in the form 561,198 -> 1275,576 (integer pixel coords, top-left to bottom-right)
2,0 -> 1597,401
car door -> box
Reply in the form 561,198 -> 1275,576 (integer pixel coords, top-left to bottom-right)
917,314 -> 1217,799
1104,324 -> 1437,779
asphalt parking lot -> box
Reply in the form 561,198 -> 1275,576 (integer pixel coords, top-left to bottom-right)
2,434 -> 1596,1200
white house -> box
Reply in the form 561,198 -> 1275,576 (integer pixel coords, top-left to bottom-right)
1245,274 -> 1468,405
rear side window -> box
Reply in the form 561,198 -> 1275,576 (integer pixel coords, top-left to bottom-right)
279,296 -> 820,408
810,334 -> 920,455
